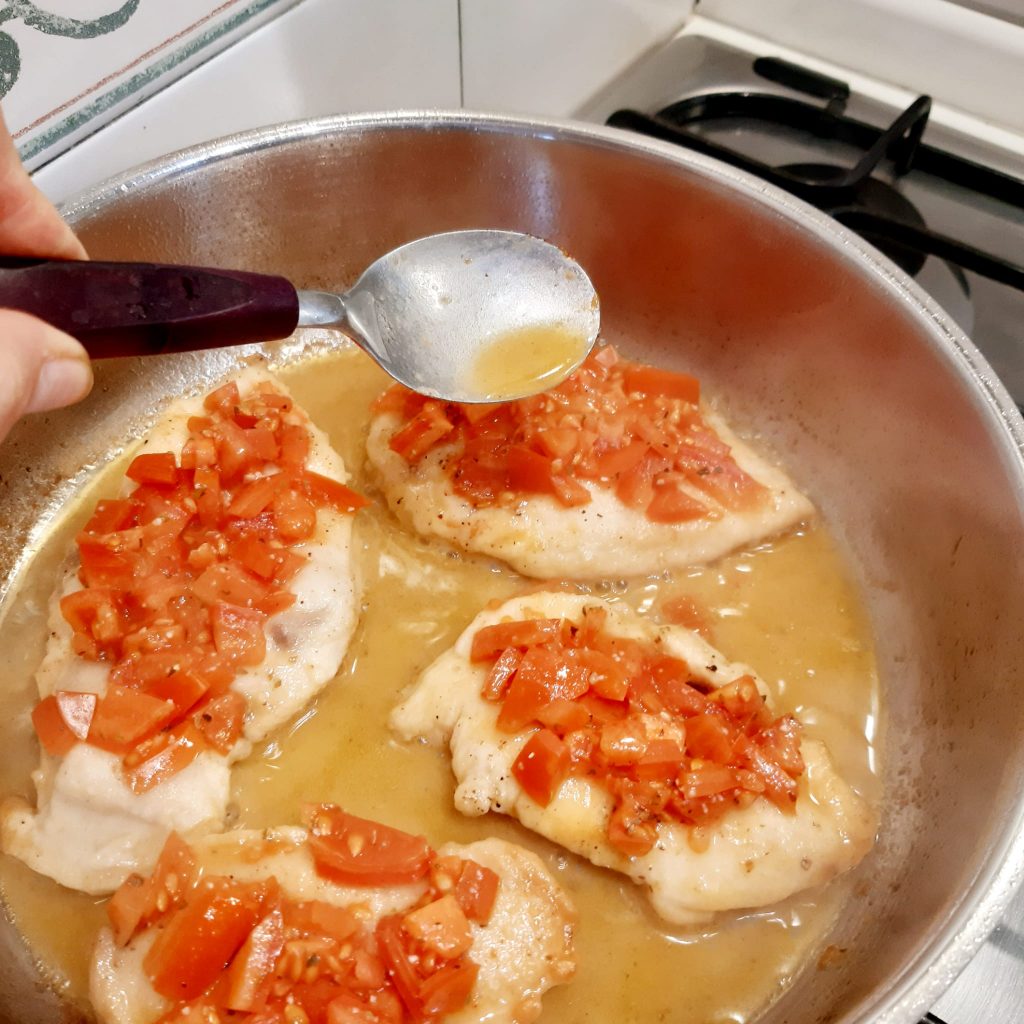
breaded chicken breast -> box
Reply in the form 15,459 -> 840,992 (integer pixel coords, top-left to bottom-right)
391,593 -> 875,925
2,370 -> 363,893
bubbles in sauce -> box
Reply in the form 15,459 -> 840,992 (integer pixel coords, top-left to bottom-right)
0,347 -> 880,1023
466,323 -> 592,401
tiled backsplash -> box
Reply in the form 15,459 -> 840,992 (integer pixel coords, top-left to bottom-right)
5,0 -> 301,170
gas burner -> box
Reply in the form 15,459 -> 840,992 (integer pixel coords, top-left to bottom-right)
606,73 -> 1024,295
780,161 -> 930,275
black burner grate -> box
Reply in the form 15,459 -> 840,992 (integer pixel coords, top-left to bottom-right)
606,65 -> 1024,292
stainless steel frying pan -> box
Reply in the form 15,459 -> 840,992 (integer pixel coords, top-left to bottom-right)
1,112 -> 1022,1024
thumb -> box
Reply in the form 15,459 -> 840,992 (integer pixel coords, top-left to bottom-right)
0,309 -> 93,441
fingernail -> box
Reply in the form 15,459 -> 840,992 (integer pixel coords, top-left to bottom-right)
26,357 -> 94,413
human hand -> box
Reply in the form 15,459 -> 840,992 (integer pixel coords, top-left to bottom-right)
0,105 -> 92,442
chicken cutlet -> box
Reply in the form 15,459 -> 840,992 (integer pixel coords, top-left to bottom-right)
91,807 -> 575,1024
391,592 -> 876,924
2,369 -> 365,894
366,346 -> 813,579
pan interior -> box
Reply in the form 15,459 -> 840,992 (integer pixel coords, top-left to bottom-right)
0,116 -> 1022,1024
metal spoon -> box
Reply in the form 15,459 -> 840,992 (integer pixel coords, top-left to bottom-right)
0,230 -> 600,403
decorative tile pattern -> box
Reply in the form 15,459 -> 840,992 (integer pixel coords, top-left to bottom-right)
5,0 -> 303,170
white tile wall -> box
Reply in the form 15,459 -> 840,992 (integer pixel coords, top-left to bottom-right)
34,0 -> 461,203
8,0 -> 302,171
460,0 -> 695,117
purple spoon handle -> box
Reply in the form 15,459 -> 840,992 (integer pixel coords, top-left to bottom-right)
0,256 -> 300,358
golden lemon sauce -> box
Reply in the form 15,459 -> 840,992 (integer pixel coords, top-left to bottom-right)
466,323 -> 592,401
0,347 -> 880,1023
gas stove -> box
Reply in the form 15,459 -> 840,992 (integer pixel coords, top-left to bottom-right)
574,12 -> 1024,1024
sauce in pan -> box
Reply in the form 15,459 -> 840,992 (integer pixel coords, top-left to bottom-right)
0,347 -> 880,1023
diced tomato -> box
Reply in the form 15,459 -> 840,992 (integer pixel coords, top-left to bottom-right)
597,719 -> 649,765
403,895 -> 472,959
470,618 -> 562,662
646,657 -> 708,716
615,453 -> 668,509
224,907 -> 284,1012
301,471 -> 370,514
125,724 -> 202,794
453,860 -> 500,925
181,436 -> 217,470
535,698 -> 590,735
681,763 -> 740,798
304,806 -> 431,886
506,445 -> 557,496
279,423 -> 310,468
480,647 -> 521,701
244,425 -> 279,462
389,402 -> 455,463
594,440 -> 648,479
108,832 -> 196,946
79,498 -> 135,537
550,472 -> 591,507
192,561 -> 268,608
147,669 -> 209,718
512,728 -> 570,806
282,900 -> 359,943
634,739 -> 686,781
326,992 -> 382,1024
646,483 -> 708,524
497,646 -> 590,733
143,878 -> 264,1001
204,381 -> 240,416
377,915 -> 424,1019
420,959 -> 479,1018
32,691 -> 97,756
620,365 -> 700,403
77,542 -> 136,589
228,473 -> 288,518
193,691 -> 246,755
211,604 -> 267,666
577,648 -> 629,701
535,427 -> 579,460
684,712 -> 736,763
126,452 -> 179,487
756,714 -> 804,774
193,466 -> 222,527
87,689 -> 176,754
60,587 -> 123,639
272,488 -> 317,541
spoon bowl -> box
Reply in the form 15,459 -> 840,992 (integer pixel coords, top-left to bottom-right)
328,230 -> 600,402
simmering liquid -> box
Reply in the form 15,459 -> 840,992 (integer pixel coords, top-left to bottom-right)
0,347 -> 880,1023
466,323 -> 592,400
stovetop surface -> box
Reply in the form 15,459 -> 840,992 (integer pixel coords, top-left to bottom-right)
577,27 -> 1024,1024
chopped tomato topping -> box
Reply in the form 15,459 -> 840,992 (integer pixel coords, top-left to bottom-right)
108,832 -> 196,946
304,806 -> 432,886
126,452 -> 179,487
402,895 -> 472,959
475,610 -> 806,853
143,878 -> 266,1000
451,860 -> 499,925
36,380 -> 369,791
512,728 -> 570,806
31,691 -> 97,756
380,345 -> 765,519
127,813 -> 493,1023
